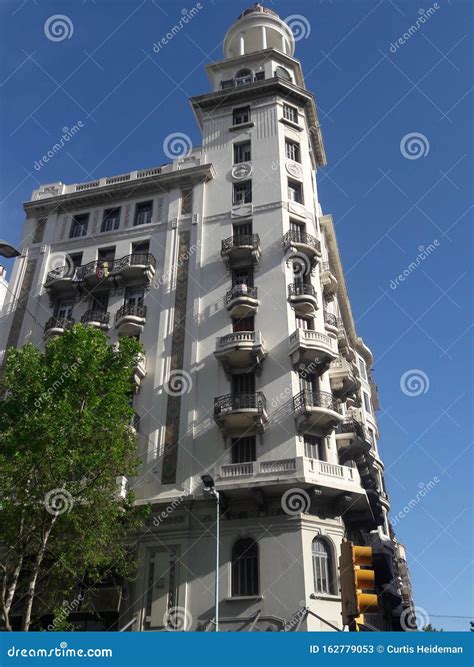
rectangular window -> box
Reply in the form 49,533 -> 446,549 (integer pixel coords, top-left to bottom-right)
132,240 -> 150,254
181,188 -> 193,215
283,104 -> 298,124
233,141 -> 251,164
233,221 -> 253,237
32,218 -> 46,244
134,201 -> 153,226
233,181 -> 252,205
231,437 -> 256,463
101,207 -> 121,232
290,219 -> 305,241
232,267 -> 253,287
363,392 -> 372,415
296,316 -> 313,330
285,139 -> 301,162
54,300 -> 73,319
232,373 -> 255,395
254,71 -> 265,81
233,106 -> 250,125
97,247 -> 115,262
69,253 -> 83,269
359,357 -> 368,381
233,316 -> 255,332
90,292 -> 109,312
288,180 -> 303,204
304,436 -> 324,460
125,286 -> 144,306
69,213 -> 89,239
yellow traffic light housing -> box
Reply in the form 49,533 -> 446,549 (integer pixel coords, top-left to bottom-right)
339,541 -> 378,629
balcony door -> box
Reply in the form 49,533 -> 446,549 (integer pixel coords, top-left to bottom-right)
90,292 -> 109,313
232,373 -> 255,396
232,267 -> 253,288
54,300 -> 73,319
125,286 -> 144,307
290,220 -> 305,243
296,316 -> 314,330
233,221 -> 252,238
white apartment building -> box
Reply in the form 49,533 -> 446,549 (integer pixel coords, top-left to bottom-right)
1,4 -> 414,632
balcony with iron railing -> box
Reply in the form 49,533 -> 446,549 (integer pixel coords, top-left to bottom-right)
287,282 -> 318,316
80,309 -> 110,330
44,316 -> 75,339
214,391 -> 268,434
293,389 -> 343,433
319,262 -> 338,299
282,230 -> 321,264
288,328 -> 338,373
45,253 -> 156,293
335,419 -> 372,463
225,284 -> 259,318
221,234 -> 261,268
214,331 -> 266,375
115,303 -> 147,336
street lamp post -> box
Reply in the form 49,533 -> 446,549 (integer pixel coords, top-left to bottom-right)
0,241 -> 21,258
201,474 -> 220,632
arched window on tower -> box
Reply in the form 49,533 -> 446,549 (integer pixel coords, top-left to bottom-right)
235,69 -> 253,87
275,66 -> 291,81
231,538 -> 259,596
312,537 -> 336,595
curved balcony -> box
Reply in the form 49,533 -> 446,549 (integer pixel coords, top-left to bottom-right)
293,389 -> 342,434
329,357 -> 361,400
319,262 -> 338,300
214,331 -> 266,375
225,285 -> 259,318
221,234 -> 261,269
115,303 -> 147,336
80,309 -> 110,330
335,419 -> 372,464
288,282 -> 318,316
44,265 -> 79,296
282,230 -> 321,265
289,329 -> 338,373
76,261 -> 113,289
44,316 -> 75,339
111,252 -> 156,286
214,392 -> 268,434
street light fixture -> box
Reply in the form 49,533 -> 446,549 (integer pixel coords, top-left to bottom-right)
0,240 -> 21,259
201,474 -> 220,632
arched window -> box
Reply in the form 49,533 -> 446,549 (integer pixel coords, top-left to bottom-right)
275,66 -> 291,81
231,538 -> 259,596
312,537 -> 335,595
235,69 -> 253,86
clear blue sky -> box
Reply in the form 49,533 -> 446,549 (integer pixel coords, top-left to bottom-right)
0,0 -> 472,631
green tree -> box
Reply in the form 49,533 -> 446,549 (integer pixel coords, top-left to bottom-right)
423,623 -> 443,632
0,326 -> 149,631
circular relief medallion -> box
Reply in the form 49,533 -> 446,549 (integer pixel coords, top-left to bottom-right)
286,161 -> 302,178
232,163 -> 252,180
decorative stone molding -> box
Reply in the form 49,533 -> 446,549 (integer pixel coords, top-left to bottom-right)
285,161 -> 302,179
231,163 -> 252,180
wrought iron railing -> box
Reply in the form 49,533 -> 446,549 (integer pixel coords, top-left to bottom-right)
214,392 -> 267,416
293,389 -> 341,414
112,252 -> 155,272
46,253 -> 155,287
81,309 -> 110,325
225,285 -> 258,304
115,303 -> 147,323
44,316 -> 75,333
45,265 -> 77,283
282,230 -> 321,253
335,419 -> 366,440
221,234 -> 260,254
288,283 -> 317,300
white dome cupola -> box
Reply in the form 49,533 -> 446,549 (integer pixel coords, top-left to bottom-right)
223,3 -> 295,59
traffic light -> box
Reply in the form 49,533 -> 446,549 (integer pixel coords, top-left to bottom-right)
339,541 -> 378,630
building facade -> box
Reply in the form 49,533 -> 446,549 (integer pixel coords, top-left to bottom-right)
1,5 -> 414,632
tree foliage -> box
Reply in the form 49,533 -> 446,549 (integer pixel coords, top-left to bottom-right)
0,325 -> 149,630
